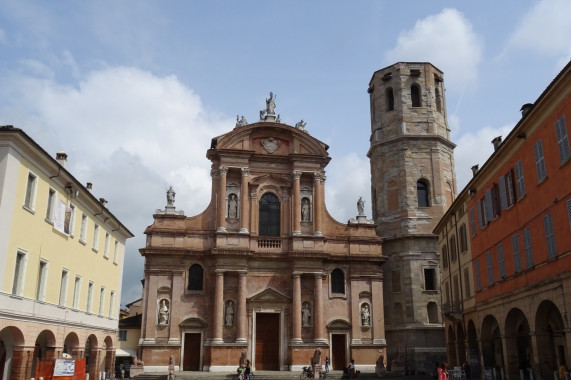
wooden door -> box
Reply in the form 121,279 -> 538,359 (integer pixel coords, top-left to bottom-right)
332,334 -> 347,370
255,313 -> 280,370
183,333 -> 201,371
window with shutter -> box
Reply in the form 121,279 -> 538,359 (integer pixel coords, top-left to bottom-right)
498,176 -> 508,210
506,170 -> 515,206
497,243 -> 506,279
484,189 -> 494,223
512,234 -> 522,273
523,227 -> 534,268
534,140 -> 547,182
567,199 -> 571,230
486,251 -> 494,285
474,260 -> 482,291
555,116 -> 571,163
515,160 -> 526,198
543,213 -> 557,259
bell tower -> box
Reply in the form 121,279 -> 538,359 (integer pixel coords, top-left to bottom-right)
367,62 -> 456,369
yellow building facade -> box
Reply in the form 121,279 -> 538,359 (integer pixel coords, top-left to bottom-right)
0,126 -> 134,380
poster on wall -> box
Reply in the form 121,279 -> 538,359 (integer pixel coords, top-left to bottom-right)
53,359 -> 75,376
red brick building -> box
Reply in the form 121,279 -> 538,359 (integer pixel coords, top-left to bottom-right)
138,96 -> 387,373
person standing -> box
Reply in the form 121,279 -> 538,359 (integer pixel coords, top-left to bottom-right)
325,356 -> 330,373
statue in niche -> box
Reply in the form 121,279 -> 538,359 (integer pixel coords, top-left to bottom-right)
158,299 -> 170,325
357,196 -> 365,216
302,302 -> 312,326
228,194 -> 238,218
225,301 -> 234,326
301,198 -> 310,221
167,186 -> 176,206
361,303 -> 371,326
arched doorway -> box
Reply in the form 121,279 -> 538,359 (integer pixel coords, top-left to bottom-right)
481,315 -> 503,376
467,320 -> 481,380
104,336 -> 114,378
0,327 -> 25,380
85,335 -> 99,380
535,300 -> 566,380
456,323 -> 466,368
32,330 -> 57,376
504,309 -> 531,380
448,325 -> 458,366
64,332 -> 80,358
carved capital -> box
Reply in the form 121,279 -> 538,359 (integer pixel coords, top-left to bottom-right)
292,170 -> 302,181
241,167 -> 250,177
250,192 -> 258,199
210,168 -> 219,178
313,172 -> 326,182
219,166 -> 229,176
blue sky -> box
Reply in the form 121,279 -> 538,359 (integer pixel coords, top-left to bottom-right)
1,0 -> 570,306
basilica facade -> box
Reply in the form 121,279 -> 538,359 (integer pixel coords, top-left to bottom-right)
138,95 -> 387,372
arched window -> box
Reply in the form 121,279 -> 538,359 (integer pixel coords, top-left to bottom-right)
386,88 -> 394,111
411,84 -> 421,107
427,302 -> 439,323
417,180 -> 430,207
188,264 -> 203,291
259,192 -> 280,236
331,268 -> 345,294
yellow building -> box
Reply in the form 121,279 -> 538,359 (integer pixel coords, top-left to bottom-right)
0,126 -> 134,380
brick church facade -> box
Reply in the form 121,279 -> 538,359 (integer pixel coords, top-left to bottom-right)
139,94 -> 387,372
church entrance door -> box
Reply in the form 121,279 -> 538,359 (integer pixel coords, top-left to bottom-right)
331,334 -> 347,370
182,333 -> 201,371
255,313 -> 280,370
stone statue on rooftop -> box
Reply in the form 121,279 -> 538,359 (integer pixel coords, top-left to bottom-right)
167,186 -> 176,206
295,119 -> 307,131
357,197 -> 365,216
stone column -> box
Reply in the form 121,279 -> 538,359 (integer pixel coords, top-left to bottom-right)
237,272 -> 248,343
314,273 -> 325,343
291,273 -> 302,344
313,172 -> 324,236
292,171 -> 302,235
217,166 -> 228,232
213,270 -> 225,343
239,168 -> 250,234
350,278 -> 361,345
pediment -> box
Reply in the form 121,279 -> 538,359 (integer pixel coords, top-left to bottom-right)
249,173 -> 291,187
179,317 -> 208,329
326,319 -> 351,330
249,287 -> 290,303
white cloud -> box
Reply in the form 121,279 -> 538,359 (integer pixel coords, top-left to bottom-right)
1,66 -> 232,305
325,152 -> 372,222
385,8 -> 484,90
508,0 -> 571,59
453,123 -> 515,191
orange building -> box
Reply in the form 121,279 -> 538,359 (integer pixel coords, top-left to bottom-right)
436,61 -> 571,380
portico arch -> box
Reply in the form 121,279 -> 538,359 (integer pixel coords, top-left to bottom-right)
504,308 -> 530,380
481,315 -> 503,372
535,300 -> 566,379
0,326 -> 25,380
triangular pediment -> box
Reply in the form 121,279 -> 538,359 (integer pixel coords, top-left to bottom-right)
248,287 -> 290,303
249,173 -> 291,187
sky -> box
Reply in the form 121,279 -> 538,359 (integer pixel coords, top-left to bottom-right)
1,0 -> 570,307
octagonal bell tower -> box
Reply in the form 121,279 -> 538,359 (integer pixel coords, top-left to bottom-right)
367,62 -> 456,370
